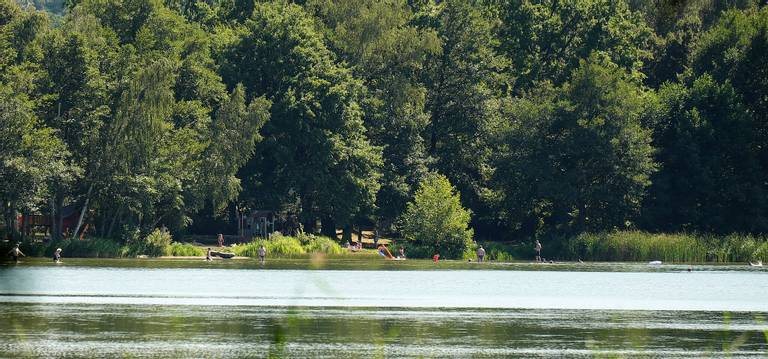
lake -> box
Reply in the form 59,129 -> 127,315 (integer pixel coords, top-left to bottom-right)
1,259 -> 766,357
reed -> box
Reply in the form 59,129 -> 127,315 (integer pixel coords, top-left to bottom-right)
163,242 -> 205,257
302,236 -> 344,255
233,235 -> 306,258
565,231 -> 768,262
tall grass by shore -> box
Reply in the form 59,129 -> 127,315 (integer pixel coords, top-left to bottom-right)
232,233 -> 345,258
1,237 -> 123,258
163,242 -> 205,257
565,231 -> 768,262
1,232 -> 202,258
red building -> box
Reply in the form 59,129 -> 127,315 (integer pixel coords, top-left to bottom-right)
17,205 -> 81,238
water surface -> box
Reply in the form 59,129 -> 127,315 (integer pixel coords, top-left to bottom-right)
0,261 -> 766,358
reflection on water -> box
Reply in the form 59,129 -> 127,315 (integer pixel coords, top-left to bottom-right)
0,262 -> 766,358
0,265 -> 767,311
1,304 -> 766,358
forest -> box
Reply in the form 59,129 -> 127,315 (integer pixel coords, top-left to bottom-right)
1,0 -> 767,248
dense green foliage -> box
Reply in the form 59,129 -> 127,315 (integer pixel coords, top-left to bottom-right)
1,237 -> 123,258
2,0 -> 767,256
400,173 -> 474,259
566,231 -> 768,262
232,233 -> 344,258
164,242 -> 205,256
0,233 -> 204,258
122,228 -> 172,257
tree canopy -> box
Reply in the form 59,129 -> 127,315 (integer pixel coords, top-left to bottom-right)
1,0 -> 767,246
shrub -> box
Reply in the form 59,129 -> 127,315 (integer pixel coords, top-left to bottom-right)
303,236 -> 344,255
1,237 -> 123,258
267,234 -> 306,257
60,238 -> 122,258
123,229 -> 173,257
164,242 -> 205,257
399,173 -> 475,259
234,234 -> 306,258
481,242 -> 517,262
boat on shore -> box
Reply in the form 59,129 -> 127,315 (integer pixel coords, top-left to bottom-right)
211,251 -> 235,259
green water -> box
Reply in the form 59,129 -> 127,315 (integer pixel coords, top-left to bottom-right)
1,259 -> 766,358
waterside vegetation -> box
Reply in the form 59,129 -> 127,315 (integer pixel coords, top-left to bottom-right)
1,0 -> 767,262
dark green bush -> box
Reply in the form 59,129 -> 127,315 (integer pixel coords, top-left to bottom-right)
122,229 -> 173,257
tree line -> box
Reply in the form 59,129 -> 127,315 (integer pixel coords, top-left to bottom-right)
1,0 -> 767,244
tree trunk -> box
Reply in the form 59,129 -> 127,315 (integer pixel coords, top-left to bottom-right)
107,205 -> 122,238
5,202 -> 19,240
302,217 -> 317,234
98,210 -> 108,237
20,210 -> 27,238
56,192 -> 64,239
49,196 -> 58,241
72,184 -> 93,240
342,225 -> 352,243
321,216 -> 336,239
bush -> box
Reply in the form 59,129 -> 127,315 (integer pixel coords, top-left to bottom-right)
234,234 -> 306,258
303,236 -> 344,255
234,234 -> 345,258
60,238 -> 122,258
164,242 -> 205,256
123,229 -> 173,257
399,173 -> 475,259
481,242 -> 517,262
1,237 -> 123,258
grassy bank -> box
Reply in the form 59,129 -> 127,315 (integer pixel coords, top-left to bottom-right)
5,230 -> 766,264
564,231 -> 768,262
1,232 -> 356,260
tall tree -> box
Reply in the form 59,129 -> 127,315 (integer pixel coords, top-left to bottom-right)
493,55 -> 656,236
494,0 -> 652,92
421,0 -> 504,235
307,0 -> 439,231
224,2 -> 382,233
0,85 -> 67,239
641,76 -> 765,233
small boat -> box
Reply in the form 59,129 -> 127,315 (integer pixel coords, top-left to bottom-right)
648,260 -> 662,265
211,251 -> 235,259
749,261 -> 763,267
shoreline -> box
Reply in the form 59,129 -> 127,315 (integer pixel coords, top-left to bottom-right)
2,257 -> 764,273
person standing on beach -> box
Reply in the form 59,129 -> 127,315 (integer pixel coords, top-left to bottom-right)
258,245 -> 266,264
206,248 -> 212,261
217,234 -> 224,247
53,248 -> 62,262
8,244 -> 24,262
477,246 -> 486,263
535,240 -> 542,262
